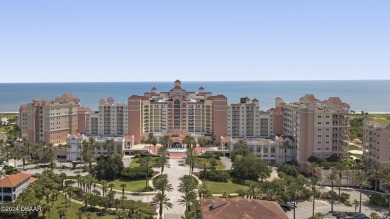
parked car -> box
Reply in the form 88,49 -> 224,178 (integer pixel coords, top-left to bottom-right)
287,201 -> 298,208
280,205 -> 291,211
280,206 -> 289,212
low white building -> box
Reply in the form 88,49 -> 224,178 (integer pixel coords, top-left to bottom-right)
62,134 -> 133,161
227,136 -> 296,165
0,173 -> 37,204
0,117 -> 8,126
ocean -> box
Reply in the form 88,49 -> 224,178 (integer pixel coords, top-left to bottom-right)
0,80 -> 389,113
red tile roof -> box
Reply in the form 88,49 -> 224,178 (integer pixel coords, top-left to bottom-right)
201,198 -> 288,219
0,173 -> 32,187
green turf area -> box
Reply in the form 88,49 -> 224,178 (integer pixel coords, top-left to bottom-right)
104,179 -> 148,192
204,180 -> 248,194
194,157 -> 225,170
370,114 -> 390,126
350,153 -> 363,159
348,144 -> 360,151
49,193 -> 115,219
129,157 -> 159,168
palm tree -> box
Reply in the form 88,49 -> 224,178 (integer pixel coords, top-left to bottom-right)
151,192 -> 173,219
354,172 -> 371,213
279,140 -> 292,163
198,184 -> 212,199
156,154 -> 170,174
309,177 -> 320,217
352,199 -> 359,217
154,177 -> 173,196
309,162 -> 319,177
109,183 -> 115,192
64,187 -> 73,206
288,182 -> 302,219
101,180 -> 108,197
56,207 -> 67,219
179,191 -> 197,212
333,162 -> 345,196
21,137 -> 30,162
370,212 -> 380,219
140,156 -> 153,188
369,163 -> 381,192
160,135 -> 173,149
151,136 -> 158,155
47,152 -> 57,171
179,176 -> 197,193
183,136 -> 193,148
104,138 -> 115,156
326,172 -> 337,212
186,147 -> 196,175
41,203 -> 50,219
347,158 -> 357,186
120,183 -> 127,197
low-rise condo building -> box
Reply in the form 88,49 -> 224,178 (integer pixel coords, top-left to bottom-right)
61,134 -> 134,161
363,117 -> 390,168
0,173 -> 37,204
224,136 -> 295,164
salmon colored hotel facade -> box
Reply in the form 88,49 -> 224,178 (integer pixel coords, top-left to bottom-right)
128,80 -> 227,144
19,80 -> 351,172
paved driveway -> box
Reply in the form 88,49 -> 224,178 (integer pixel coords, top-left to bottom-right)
163,159 -> 190,218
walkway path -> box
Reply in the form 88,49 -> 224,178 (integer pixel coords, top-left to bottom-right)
163,159 -> 189,218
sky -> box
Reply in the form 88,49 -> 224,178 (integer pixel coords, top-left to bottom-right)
0,0 -> 389,82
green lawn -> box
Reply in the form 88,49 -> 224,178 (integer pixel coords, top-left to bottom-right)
194,157 -> 225,170
129,157 -> 159,168
350,153 -> 363,159
105,179 -> 148,192
48,193 -> 115,219
370,114 -> 390,126
129,159 -> 140,168
348,144 -> 360,151
204,180 -> 248,194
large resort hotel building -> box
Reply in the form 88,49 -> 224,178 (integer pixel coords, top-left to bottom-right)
19,80 -> 351,171
128,80 -> 227,144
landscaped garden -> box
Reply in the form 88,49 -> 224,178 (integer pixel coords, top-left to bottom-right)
204,180 -> 248,194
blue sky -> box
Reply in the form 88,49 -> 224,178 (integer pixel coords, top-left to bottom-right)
0,1 -> 389,82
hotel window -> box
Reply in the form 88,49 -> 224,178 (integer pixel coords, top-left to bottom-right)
318,128 -> 322,131
326,122 -> 330,124
318,116 -> 321,118
317,135 -> 322,137
318,122 -> 322,125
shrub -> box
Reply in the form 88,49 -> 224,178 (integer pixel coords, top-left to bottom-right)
368,193 -> 387,207
307,156 -> 319,163
326,154 -> 341,162
5,166 -> 19,175
199,170 -> 229,182
278,163 -> 300,177
121,167 -> 153,180
338,192 -> 350,202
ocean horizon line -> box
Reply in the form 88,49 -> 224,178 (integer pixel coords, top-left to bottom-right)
1,79 -> 390,84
